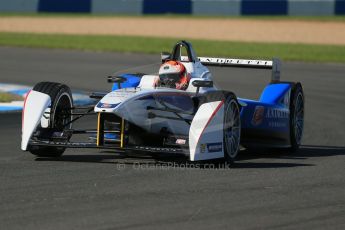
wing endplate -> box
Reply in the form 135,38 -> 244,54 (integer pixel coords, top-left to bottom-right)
21,90 -> 51,151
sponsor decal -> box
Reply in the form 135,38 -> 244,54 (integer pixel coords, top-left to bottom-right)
101,103 -> 112,108
108,91 -> 132,98
266,108 -> 289,119
176,139 -> 186,145
207,142 -> 223,153
97,103 -> 116,109
200,144 -> 206,153
198,57 -> 271,67
251,106 -> 265,126
269,122 -> 287,128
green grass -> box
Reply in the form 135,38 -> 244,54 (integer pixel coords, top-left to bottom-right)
0,13 -> 344,21
0,92 -> 23,103
0,32 -> 345,63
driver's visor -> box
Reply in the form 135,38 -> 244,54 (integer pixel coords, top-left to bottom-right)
159,73 -> 181,82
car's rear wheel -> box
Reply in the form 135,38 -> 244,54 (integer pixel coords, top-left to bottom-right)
28,82 -> 73,157
223,94 -> 241,164
289,83 -> 304,152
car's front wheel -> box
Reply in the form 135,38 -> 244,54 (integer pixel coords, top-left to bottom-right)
28,82 -> 73,157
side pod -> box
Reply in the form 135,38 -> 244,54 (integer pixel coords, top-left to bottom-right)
189,101 -> 224,161
21,90 -> 51,151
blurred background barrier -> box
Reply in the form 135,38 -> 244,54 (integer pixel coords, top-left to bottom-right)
0,0 -> 344,15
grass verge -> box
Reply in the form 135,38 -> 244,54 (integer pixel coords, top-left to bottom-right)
0,92 -> 23,103
0,32 -> 345,63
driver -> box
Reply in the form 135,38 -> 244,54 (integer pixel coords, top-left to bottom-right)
157,60 -> 190,90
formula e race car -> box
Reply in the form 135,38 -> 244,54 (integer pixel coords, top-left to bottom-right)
21,41 -> 304,164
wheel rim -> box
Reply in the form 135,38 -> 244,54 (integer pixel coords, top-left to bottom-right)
294,92 -> 304,145
53,93 -> 72,131
224,99 -> 241,158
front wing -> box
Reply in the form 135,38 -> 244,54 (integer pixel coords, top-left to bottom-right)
25,97 -> 227,161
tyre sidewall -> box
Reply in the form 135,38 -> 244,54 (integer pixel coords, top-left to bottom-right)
289,83 -> 304,152
50,89 -> 73,130
223,94 -> 241,164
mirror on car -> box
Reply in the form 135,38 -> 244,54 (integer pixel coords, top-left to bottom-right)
107,76 -> 127,89
192,80 -> 213,88
161,52 -> 171,63
107,76 -> 127,83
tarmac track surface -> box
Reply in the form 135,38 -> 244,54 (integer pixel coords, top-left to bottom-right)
0,47 -> 344,230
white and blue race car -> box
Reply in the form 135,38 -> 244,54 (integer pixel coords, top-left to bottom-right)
21,41 -> 304,164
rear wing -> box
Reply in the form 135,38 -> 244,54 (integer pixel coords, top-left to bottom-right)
187,56 -> 281,82
161,52 -> 281,82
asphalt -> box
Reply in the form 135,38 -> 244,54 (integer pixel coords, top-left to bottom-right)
0,47 -> 344,230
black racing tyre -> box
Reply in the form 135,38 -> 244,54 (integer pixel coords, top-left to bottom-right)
197,91 -> 241,164
28,82 -> 73,157
289,82 -> 304,152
